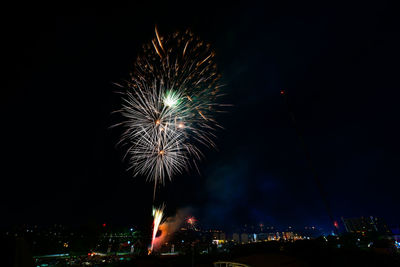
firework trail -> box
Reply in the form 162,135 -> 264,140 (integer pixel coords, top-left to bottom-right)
116,27 -> 226,254
117,26 -> 226,195
150,204 -> 165,254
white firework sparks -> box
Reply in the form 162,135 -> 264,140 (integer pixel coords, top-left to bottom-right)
150,204 -> 165,254
117,26 -> 225,192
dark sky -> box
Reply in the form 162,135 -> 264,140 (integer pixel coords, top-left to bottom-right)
2,2 -> 399,232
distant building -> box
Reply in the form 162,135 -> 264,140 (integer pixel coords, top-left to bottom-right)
211,231 -> 219,240
240,233 -> 249,243
282,232 -> 294,240
275,232 -> 280,240
232,233 -> 240,243
257,233 -> 268,241
250,233 -> 257,242
391,225 -> 400,244
210,231 -> 226,245
267,233 -> 277,240
341,216 -> 392,234
302,226 -> 322,238
219,232 -> 226,241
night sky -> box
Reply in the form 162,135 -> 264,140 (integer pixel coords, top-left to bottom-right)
2,2 -> 399,232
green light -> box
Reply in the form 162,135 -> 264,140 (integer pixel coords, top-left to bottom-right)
163,90 -> 180,108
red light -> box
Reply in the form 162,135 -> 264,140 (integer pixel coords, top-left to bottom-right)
334,221 -> 339,228
280,90 -> 285,95
102,223 -> 106,227
186,216 -> 196,225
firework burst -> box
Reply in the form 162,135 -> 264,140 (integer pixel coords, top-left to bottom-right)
117,26 -> 226,190
185,216 -> 198,230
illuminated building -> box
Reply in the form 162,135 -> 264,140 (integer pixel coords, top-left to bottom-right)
341,216 -> 392,234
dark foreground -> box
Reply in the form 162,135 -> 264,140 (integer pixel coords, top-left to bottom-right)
3,238 -> 400,266
35,240 -> 400,267
119,246 -> 399,267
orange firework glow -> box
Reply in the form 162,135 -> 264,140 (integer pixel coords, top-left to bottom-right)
150,205 -> 165,253
150,209 -> 188,253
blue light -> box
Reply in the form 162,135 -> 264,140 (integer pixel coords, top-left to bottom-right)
130,228 -> 133,231
127,241 -> 130,244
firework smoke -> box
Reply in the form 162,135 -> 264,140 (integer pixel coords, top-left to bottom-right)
151,208 -> 190,252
